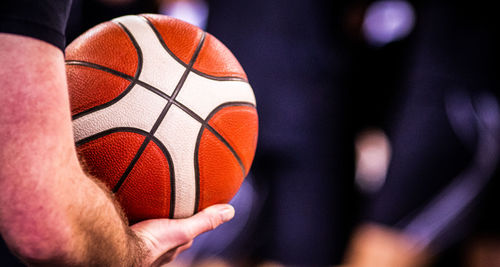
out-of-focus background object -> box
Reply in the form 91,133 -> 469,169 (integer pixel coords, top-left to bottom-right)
355,129 -> 391,193
344,224 -> 430,267
362,0 -> 415,47
159,0 -> 209,29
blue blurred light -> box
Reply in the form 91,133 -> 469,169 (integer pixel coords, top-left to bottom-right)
362,0 -> 416,47
160,0 -> 209,29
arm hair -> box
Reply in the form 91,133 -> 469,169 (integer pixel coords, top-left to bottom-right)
0,33 -> 147,267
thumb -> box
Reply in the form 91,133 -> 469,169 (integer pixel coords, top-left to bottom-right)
176,204 -> 235,240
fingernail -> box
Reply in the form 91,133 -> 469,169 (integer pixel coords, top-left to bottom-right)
220,206 -> 235,222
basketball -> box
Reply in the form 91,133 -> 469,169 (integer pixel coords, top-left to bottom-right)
65,14 -> 258,223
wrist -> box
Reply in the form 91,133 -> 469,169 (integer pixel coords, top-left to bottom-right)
127,228 -> 151,267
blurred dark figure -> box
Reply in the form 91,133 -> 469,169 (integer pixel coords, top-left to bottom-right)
345,1 -> 500,267
203,0 -> 359,265
66,0 -> 158,43
182,1 -> 500,267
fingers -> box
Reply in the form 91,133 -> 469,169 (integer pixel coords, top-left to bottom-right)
132,204 -> 235,247
176,204 -> 235,241
131,204 -> 234,266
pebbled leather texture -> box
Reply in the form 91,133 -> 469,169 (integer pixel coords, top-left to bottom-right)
194,33 -> 248,81
66,21 -> 138,117
66,21 -> 138,76
67,14 -> 257,220
78,131 -> 145,193
142,14 -> 203,66
67,65 -> 131,116
197,129 -> 243,212
117,139 -> 172,223
207,105 -> 258,173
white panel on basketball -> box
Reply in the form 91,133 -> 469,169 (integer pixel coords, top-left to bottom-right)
112,15 -> 186,97
154,104 -> 202,218
73,84 -> 167,142
176,73 -> 256,120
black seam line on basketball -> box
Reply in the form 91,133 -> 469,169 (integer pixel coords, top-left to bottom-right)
206,127 -> 245,173
177,101 -> 253,175
159,32 -> 207,217
166,147 -> 176,219
66,23 -> 143,120
65,60 -> 255,112
193,124 -> 203,214
66,60 -> 134,81
66,61 -> 136,120
68,65 -> 250,197
176,101 -> 255,123
76,127 -> 155,146
76,127 -> 176,198
112,138 -> 150,193
192,102 -> 254,214
65,60 -> 255,123
190,69 -> 248,82
140,15 -> 191,72
140,15 -> 248,83
136,80 -> 256,121
65,61 -> 177,106
112,32 -> 206,199
117,22 -> 144,80
148,31 -> 206,136
204,102 -> 254,174
80,127 -> 176,217
135,81 -> 250,177
145,31 -> 205,215
109,21 -> 153,194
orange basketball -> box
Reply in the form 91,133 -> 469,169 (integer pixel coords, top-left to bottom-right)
65,14 -> 258,223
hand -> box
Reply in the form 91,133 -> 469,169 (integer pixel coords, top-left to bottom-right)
131,204 -> 235,267
342,224 -> 428,267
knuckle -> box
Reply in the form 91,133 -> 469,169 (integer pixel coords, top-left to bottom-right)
206,214 -> 221,231
182,209 -> 223,239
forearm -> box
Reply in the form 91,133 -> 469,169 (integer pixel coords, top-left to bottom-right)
0,33 -> 145,266
3,172 -> 145,266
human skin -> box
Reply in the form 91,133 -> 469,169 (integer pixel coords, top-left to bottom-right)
343,224 -> 429,267
0,33 -> 234,266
